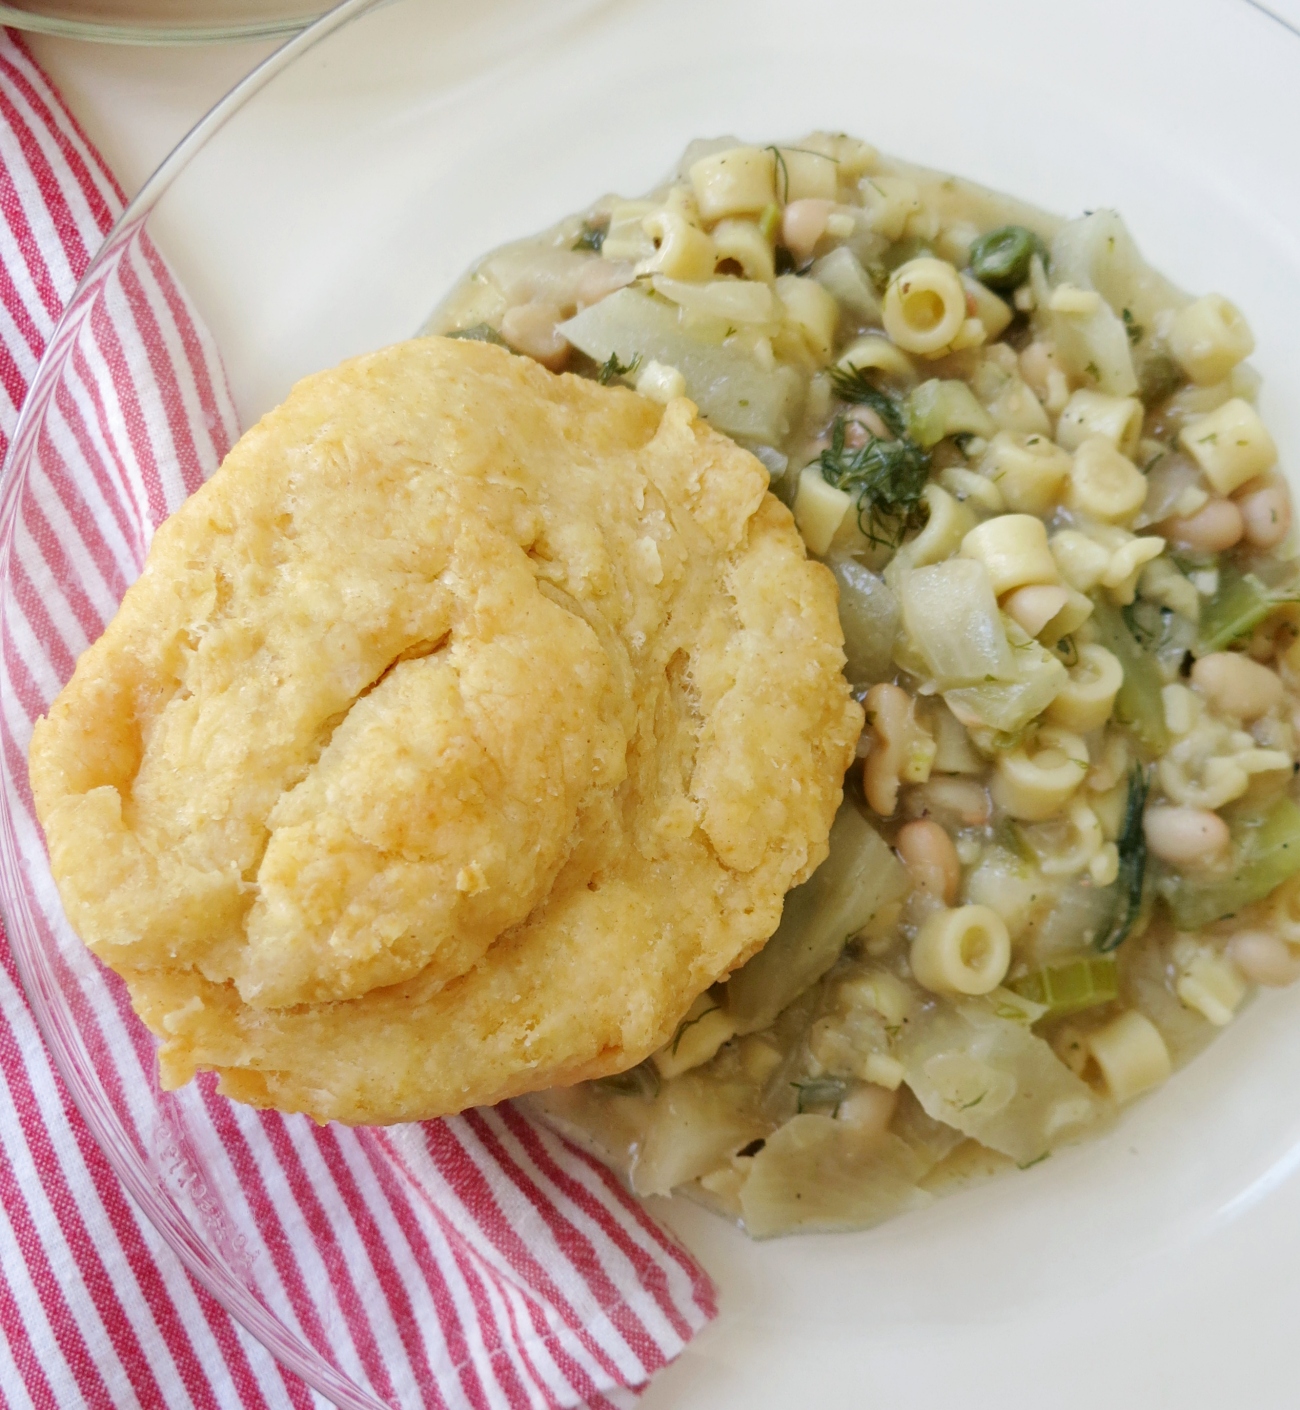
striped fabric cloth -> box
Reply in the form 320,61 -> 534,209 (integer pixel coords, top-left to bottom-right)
0,31 -> 714,1409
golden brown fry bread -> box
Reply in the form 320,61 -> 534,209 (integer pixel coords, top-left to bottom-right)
29,337 -> 860,1124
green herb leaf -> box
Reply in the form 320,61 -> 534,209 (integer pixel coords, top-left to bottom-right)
1138,352 -> 1182,405
817,416 -> 931,549
1096,765 -> 1150,953
827,363 -> 908,437
670,1003 -> 720,1055
572,219 -> 608,253
1122,307 -> 1145,345
595,351 -> 641,385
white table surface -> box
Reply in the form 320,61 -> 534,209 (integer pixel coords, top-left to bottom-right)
26,32 -> 278,202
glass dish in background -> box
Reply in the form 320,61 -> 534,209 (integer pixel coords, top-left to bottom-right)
4,0 -> 1300,1405
0,0 -> 328,43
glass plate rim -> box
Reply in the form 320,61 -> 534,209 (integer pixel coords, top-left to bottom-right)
0,1 -> 331,45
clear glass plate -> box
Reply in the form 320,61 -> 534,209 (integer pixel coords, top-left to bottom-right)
5,0 -> 1300,1405
0,0 -> 328,43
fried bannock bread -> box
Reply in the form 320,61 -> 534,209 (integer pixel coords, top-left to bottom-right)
29,336 -> 860,1124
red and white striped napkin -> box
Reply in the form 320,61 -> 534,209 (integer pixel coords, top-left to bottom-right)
0,32 -> 715,1408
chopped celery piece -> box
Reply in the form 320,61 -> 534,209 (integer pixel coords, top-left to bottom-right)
726,805 -> 908,1034
1090,597 -> 1169,755
1010,955 -> 1119,1018
1197,564 -> 1274,654
906,379 -> 996,449
1096,766 -> 1149,952
558,287 -> 802,442
1161,796 -> 1300,930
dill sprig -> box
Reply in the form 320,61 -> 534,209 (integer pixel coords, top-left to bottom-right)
595,351 -> 641,385
827,363 -> 907,437
817,416 -> 931,549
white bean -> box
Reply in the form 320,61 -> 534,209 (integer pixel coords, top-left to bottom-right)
1160,497 -> 1244,553
895,819 -> 961,906
1191,652 -> 1284,720
1236,478 -> 1293,550
782,199 -> 833,263
836,1084 -> 898,1135
1228,930 -> 1300,987
500,302 -> 569,370
863,683 -> 934,817
1142,805 -> 1230,870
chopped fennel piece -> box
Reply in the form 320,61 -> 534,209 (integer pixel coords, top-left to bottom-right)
1009,955 -> 1119,1019
810,246 -> 882,324
896,1000 -> 1104,1165
1089,597 -> 1169,754
1050,209 -> 1187,339
907,378 -> 996,448
1196,564 -> 1276,654
943,625 -> 1067,735
630,1075 -> 764,1197
725,804 -> 909,1035
898,558 -> 1013,687
558,287 -> 803,441
830,558 -> 899,685
738,1116 -> 931,1238
651,274 -> 776,324
1049,294 -> 1137,397
1160,796 -> 1300,930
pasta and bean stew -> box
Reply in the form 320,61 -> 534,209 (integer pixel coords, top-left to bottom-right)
430,134 -> 1300,1237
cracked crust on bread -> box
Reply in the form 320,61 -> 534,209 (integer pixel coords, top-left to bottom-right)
29,337 -> 861,1124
